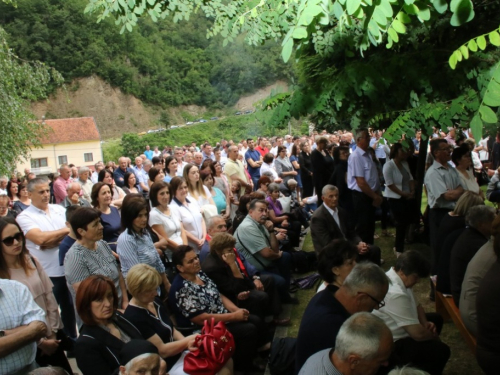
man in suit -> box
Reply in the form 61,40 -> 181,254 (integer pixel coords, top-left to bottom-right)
311,184 -> 381,265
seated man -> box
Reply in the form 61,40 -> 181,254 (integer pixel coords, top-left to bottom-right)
60,182 -> 91,208
234,199 -> 296,304
373,251 -> 450,375
295,262 -> 389,374
311,184 -> 381,265
118,339 -> 166,375
0,279 -> 47,374
299,312 -> 393,375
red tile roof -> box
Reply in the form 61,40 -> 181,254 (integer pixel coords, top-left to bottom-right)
39,117 -> 101,144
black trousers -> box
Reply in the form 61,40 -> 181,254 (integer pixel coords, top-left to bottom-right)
239,274 -> 280,319
357,244 -> 381,266
477,345 -> 500,375
36,345 -> 73,374
352,190 -> 376,245
391,313 -> 450,375
388,198 -> 415,253
50,276 -> 77,339
429,208 -> 452,274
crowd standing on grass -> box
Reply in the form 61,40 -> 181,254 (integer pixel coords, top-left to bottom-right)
1,126 -> 500,375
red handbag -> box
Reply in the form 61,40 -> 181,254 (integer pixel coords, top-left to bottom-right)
183,318 -> 235,375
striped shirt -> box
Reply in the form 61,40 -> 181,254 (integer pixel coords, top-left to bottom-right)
117,230 -> 165,279
64,240 -> 123,304
0,279 -> 46,374
298,348 -> 342,375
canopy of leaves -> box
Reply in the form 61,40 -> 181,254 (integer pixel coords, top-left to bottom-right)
0,26 -> 64,176
0,0 -> 294,109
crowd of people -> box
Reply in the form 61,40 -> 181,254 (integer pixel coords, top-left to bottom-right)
1,126 -> 499,375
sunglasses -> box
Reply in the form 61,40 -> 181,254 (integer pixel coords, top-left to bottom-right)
2,232 -> 23,246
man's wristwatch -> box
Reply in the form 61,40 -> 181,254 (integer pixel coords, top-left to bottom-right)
253,276 -> 261,280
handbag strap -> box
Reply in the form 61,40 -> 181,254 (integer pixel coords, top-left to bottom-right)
236,231 -> 267,270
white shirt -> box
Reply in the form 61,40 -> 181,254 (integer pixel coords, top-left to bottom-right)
17,205 -> 67,277
372,268 -> 420,340
169,199 -> 204,252
323,204 -> 341,230
260,163 -> 279,181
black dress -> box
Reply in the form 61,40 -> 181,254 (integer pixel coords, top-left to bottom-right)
310,149 -> 335,205
299,151 -> 314,197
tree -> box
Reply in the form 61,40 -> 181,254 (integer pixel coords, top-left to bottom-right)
0,25 -> 63,175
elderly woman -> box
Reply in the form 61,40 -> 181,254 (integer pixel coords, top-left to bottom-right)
117,196 -> 170,296
274,145 -> 298,186
169,177 -> 206,251
0,217 -> 73,373
256,175 -> 272,196
311,136 -> 334,205
122,172 -> 140,195
91,182 -> 122,252
452,143 -> 483,197
124,264 -> 234,375
74,275 -> 145,375
98,169 -> 125,208
149,181 -> 187,259
183,163 -> 215,208
260,153 -> 282,184
163,156 -> 178,183
316,239 -> 358,293
13,182 -> 31,213
169,245 -> 269,372
64,207 -> 128,309
201,171 -> 230,219
201,232 -> 286,325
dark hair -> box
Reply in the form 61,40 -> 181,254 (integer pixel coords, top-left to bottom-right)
237,194 -> 252,214
76,275 -> 118,325
16,182 -> 27,199
148,167 -> 163,182
65,204 -> 81,222
97,169 -> 112,183
152,156 -> 162,166
150,181 -> 170,207
277,145 -> 287,155
209,232 -> 236,256
430,138 -> 447,158
172,245 -> 195,271
318,240 -> 358,283
249,198 -> 267,211
164,156 -> 176,175
6,180 -> 18,201
123,172 -> 136,189
200,170 -> 213,183
263,153 -> 274,164
169,176 -> 185,198
250,191 -> 266,200
200,159 -> 216,176
333,146 -> 349,164
70,207 -> 102,240
91,182 -> 112,208
394,250 -> 430,278
451,144 -> 471,166
0,217 -> 33,279
389,142 -> 404,160
121,196 -> 149,233
258,176 -> 272,188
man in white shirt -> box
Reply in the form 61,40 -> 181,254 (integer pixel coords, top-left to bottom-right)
17,178 -> 76,341
133,157 -> 149,195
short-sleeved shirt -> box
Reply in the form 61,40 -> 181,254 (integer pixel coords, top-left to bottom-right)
298,349 -> 342,375
347,146 -> 380,192
169,271 -> 228,327
117,230 -> 166,279
234,216 -> 273,270
245,149 -> 262,179
100,206 -> 122,251
211,187 -> 226,214
169,198 -> 204,251
64,240 -> 123,304
224,159 -> 247,196
0,279 -> 47,374
372,268 -> 419,340
424,161 -> 463,209
149,207 -> 183,261
124,299 -> 181,371
370,137 -> 387,159
17,204 -> 67,277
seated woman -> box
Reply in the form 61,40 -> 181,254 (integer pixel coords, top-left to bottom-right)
201,170 -> 230,219
183,163 -> 216,208
117,196 -> 171,296
124,263 -> 232,375
98,169 -> 125,208
266,183 -> 302,248
163,156 -> 178,183
169,245 -> 269,372
122,172 -> 140,195
65,207 -> 128,309
316,239 -> 358,293
201,232 -> 287,325
256,175 -> 271,196
231,194 -> 252,233
74,275 -> 144,375
148,167 -> 166,188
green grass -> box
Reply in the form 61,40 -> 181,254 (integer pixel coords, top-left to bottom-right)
290,199 -> 483,374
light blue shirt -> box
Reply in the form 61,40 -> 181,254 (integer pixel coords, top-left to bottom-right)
424,160 -> 463,209
0,280 -> 46,374
298,348 -> 342,375
347,147 -> 380,192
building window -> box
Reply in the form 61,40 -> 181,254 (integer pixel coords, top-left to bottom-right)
31,158 -> 48,168
84,153 -> 93,162
58,155 -> 68,165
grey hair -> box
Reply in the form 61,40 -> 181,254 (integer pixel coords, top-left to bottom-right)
143,159 -> 152,166
355,128 -> 368,141
268,183 -> 281,193
206,215 -> 224,229
465,205 -> 496,229
343,262 -> 389,295
29,367 -> 69,375
0,176 -> 7,182
335,312 -> 390,361
78,166 -> 90,174
387,366 -> 430,375
27,178 -> 49,192
321,184 -> 338,196
124,353 -> 158,372
66,182 -> 81,192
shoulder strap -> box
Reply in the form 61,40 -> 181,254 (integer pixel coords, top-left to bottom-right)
235,231 -> 267,269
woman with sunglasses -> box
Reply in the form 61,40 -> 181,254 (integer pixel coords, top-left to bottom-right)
0,217 -> 73,373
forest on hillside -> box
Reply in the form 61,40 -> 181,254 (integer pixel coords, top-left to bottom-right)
0,0 -> 294,108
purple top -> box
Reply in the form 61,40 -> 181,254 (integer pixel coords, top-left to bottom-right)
266,196 -> 283,216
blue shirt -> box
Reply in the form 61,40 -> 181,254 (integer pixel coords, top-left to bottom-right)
144,150 -> 154,160
347,146 -> 380,192
245,149 -> 262,178
59,235 -> 77,266
113,167 -> 135,188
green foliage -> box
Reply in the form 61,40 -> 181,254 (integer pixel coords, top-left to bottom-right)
0,25 -> 64,175
0,0 -> 293,108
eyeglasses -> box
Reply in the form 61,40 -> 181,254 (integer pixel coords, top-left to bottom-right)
2,232 -> 23,246
358,292 -> 385,308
